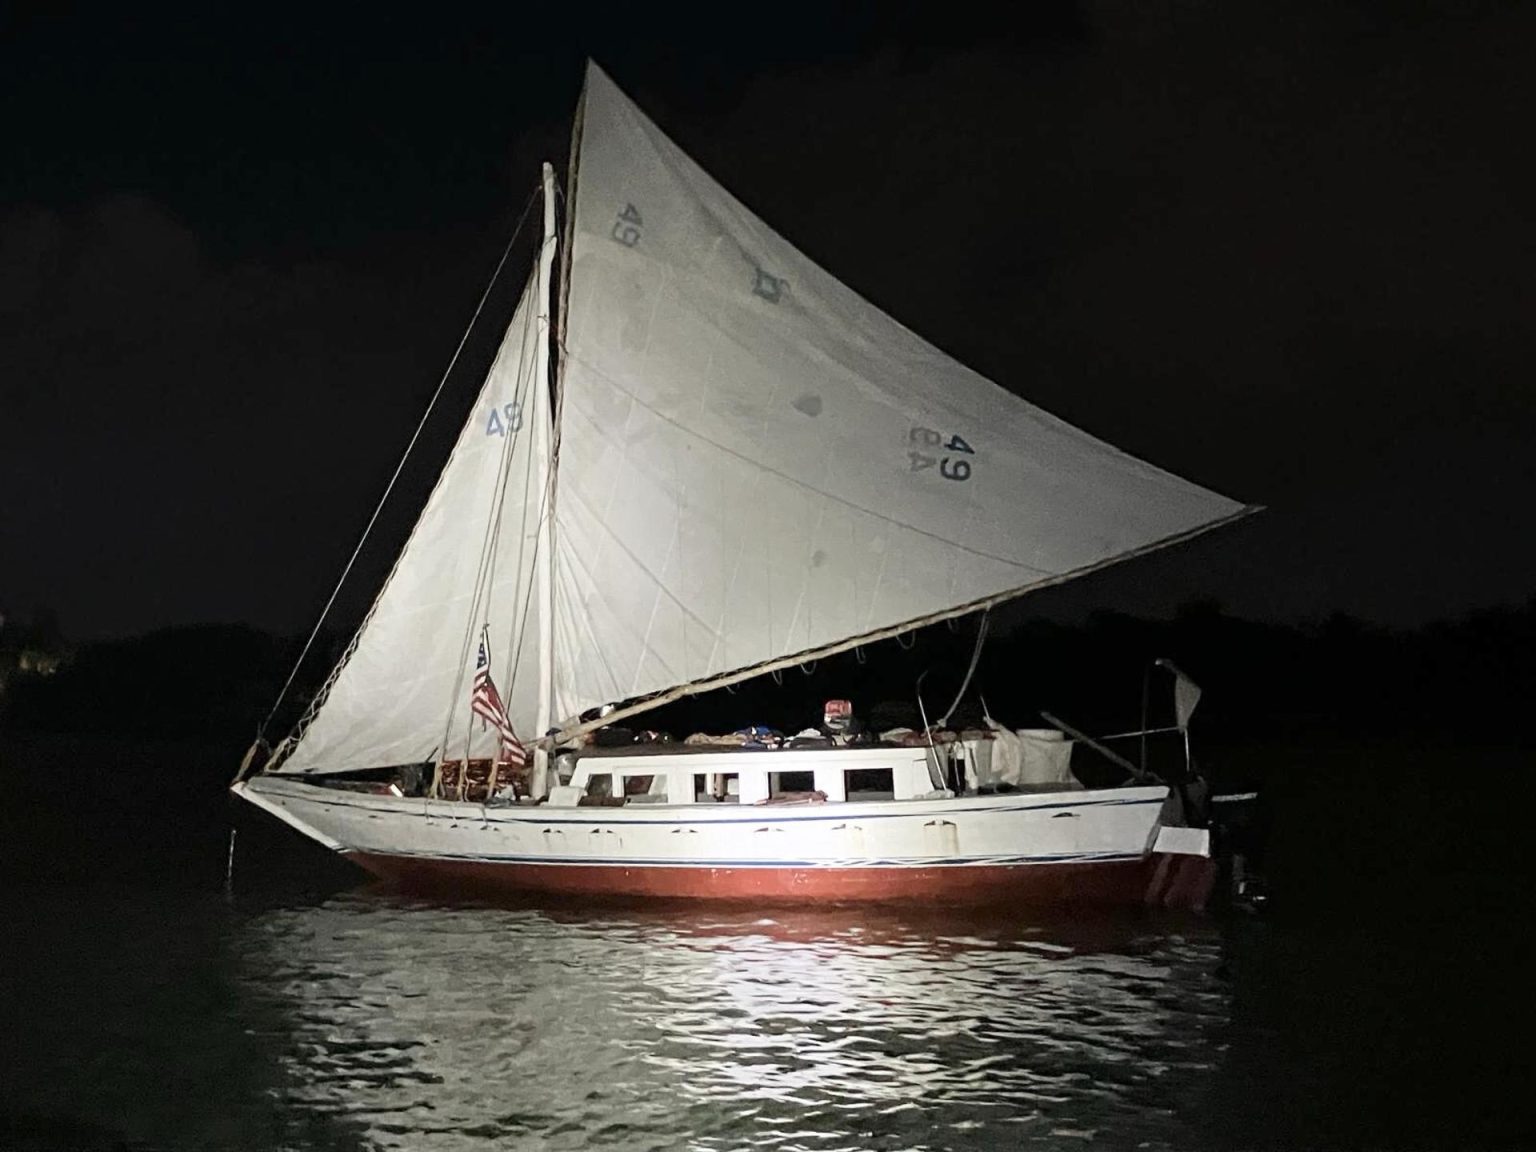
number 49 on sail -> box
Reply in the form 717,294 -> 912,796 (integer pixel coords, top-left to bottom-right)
908,426 -> 975,482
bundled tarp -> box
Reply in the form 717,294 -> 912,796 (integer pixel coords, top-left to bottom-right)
973,721 -> 1080,789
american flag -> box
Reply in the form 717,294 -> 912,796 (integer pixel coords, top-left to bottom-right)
471,633 -> 525,765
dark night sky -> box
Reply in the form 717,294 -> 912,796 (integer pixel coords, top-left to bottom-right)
3,1 -> 1534,640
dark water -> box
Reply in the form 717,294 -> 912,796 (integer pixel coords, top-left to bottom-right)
2,735 -> 1528,1150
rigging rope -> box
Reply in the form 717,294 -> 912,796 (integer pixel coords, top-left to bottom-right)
443,275 -> 543,773
936,609 -> 990,729
257,187 -> 541,747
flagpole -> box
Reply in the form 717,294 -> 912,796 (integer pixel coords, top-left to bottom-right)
481,624 -> 499,801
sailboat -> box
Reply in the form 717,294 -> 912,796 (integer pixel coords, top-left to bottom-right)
233,63 -> 1256,908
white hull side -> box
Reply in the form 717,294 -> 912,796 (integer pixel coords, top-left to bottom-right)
236,776 -> 1172,869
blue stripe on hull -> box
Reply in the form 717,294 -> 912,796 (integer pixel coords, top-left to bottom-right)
341,848 -> 1149,869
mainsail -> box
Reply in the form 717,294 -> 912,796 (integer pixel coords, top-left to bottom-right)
547,63 -> 1249,729
268,63 -> 1251,774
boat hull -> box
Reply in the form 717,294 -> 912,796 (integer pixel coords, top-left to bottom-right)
235,776 -> 1214,910
345,849 -> 1214,908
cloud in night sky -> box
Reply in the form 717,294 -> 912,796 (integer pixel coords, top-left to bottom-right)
3,2 -> 1535,637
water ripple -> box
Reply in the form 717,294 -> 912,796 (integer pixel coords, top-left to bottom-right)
230,897 -> 1228,1151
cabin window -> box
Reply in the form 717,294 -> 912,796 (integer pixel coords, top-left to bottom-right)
623,773 -> 668,803
845,767 -> 894,800
695,772 -> 739,802
585,773 -> 613,799
769,770 -> 815,797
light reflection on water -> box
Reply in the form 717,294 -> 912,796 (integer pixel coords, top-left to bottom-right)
240,898 -> 1228,1151
9,735 -> 1525,1151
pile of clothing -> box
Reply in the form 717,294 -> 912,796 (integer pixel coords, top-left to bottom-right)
683,725 -> 782,748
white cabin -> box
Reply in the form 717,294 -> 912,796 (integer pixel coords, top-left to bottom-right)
548,746 -> 948,808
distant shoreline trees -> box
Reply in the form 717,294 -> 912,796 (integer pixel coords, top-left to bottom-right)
3,598 -> 1533,751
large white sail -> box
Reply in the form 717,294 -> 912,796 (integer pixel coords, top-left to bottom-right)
550,63 -> 1248,727
275,274 -> 552,776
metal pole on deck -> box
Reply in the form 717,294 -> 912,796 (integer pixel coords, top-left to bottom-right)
1140,663 -> 1151,778
1041,710 -> 1152,782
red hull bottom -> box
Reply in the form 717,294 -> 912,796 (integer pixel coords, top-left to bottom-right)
346,851 -> 1217,911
